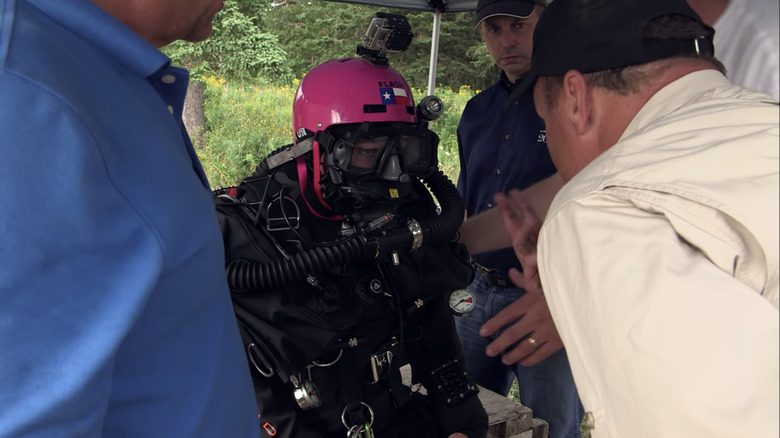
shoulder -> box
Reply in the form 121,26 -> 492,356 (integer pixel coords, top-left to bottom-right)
464,80 -> 504,109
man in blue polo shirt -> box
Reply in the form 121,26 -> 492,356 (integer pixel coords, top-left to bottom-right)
454,0 -> 583,436
0,0 -> 258,436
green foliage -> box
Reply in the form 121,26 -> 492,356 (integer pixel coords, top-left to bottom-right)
395,10 -> 500,91
414,85 -> 477,181
198,77 -> 297,187
264,1 -> 377,77
264,0 -> 498,90
164,1 -> 292,83
163,1 -> 500,89
198,77 -> 476,188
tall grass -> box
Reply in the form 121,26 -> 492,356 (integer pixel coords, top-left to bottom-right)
198,76 -> 477,188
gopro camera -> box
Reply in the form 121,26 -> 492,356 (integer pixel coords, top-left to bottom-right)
362,13 -> 413,53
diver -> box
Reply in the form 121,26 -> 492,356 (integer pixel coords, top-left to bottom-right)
214,25 -> 488,438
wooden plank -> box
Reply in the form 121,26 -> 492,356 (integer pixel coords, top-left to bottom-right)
477,385 -> 548,438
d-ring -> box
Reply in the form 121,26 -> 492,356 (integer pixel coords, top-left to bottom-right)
527,337 -> 537,347
341,402 -> 374,429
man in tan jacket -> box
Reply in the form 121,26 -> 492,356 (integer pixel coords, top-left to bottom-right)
483,0 -> 780,436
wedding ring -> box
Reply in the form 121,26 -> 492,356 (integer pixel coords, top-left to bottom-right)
527,337 -> 537,347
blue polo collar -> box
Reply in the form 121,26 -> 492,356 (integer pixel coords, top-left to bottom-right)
25,0 -> 170,78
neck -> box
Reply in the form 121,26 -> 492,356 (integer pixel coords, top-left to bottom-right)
504,69 -> 530,85
588,61 -> 717,168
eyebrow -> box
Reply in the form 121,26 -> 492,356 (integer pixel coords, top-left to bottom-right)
483,16 -> 531,28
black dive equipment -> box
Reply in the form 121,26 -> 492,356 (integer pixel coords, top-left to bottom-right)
213,12 -> 486,438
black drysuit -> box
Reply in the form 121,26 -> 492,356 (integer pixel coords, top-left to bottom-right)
215,158 -> 488,438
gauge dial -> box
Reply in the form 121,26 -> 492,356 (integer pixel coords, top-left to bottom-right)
449,288 -> 476,316
294,380 -> 321,409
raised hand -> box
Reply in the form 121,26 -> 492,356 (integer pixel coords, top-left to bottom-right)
479,190 -> 563,366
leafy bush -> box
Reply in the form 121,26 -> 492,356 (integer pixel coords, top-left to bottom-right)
164,1 -> 293,83
421,84 -> 478,183
199,77 -> 477,188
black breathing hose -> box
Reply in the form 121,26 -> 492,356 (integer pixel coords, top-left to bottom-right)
226,169 -> 463,293
227,236 -> 369,292
419,169 -> 465,241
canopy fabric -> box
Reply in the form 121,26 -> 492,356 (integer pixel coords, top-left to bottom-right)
324,0 -> 477,12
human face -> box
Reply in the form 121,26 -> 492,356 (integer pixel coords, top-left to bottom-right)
91,0 -> 225,47
351,138 -> 386,170
480,11 -> 540,83
148,0 -> 225,46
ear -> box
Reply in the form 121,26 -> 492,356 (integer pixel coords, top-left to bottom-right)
560,70 -> 593,135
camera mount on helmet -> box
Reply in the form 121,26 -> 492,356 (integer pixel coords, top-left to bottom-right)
357,12 -> 414,66
355,13 -> 443,125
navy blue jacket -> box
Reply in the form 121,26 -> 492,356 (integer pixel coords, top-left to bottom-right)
457,72 -> 557,272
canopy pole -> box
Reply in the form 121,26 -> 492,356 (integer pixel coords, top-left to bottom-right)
427,11 -> 442,96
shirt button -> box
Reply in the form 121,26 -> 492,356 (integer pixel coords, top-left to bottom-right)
504,134 -> 510,140
161,74 -> 177,84
496,168 -> 502,175
583,412 -> 596,429
167,105 -> 174,114
487,202 -> 493,208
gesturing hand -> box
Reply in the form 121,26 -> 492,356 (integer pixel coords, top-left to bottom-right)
479,190 -> 563,366
496,190 -> 543,295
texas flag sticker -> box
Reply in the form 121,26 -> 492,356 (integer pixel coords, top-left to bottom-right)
379,87 -> 409,106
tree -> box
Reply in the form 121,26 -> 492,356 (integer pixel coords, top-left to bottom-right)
164,1 -> 294,144
264,0 -> 498,90
165,1 -> 292,82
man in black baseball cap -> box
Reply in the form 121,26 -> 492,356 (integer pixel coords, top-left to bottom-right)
509,0 -> 716,103
474,0 -> 548,27
455,1 -> 585,438
485,0 -> 779,436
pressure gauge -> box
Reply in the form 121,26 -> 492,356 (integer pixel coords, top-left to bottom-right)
449,289 -> 476,316
293,380 -> 322,410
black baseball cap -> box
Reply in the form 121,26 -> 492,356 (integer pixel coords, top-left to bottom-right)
475,0 -> 548,27
508,0 -> 715,104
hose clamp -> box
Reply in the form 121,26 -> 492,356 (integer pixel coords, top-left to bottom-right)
406,219 -> 423,251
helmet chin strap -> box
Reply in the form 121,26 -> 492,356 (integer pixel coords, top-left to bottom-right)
296,141 -> 343,221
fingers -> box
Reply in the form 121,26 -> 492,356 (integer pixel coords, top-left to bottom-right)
495,190 -> 542,240
496,191 -> 543,281
479,293 -> 532,338
521,337 -> 564,366
448,434 -> 468,438
480,291 -> 565,366
486,319 -> 564,366
487,191 -> 562,367
508,264 -> 543,297
499,335 -> 564,366
507,268 -> 530,292
495,192 -> 528,249
484,313 -> 532,358
507,194 -> 542,255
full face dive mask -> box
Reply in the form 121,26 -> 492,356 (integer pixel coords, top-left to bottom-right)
326,122 -> 439,184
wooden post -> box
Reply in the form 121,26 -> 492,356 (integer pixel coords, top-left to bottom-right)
478,385 -> 549,438
183,81 -> 205,149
